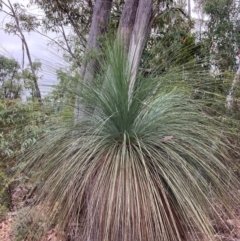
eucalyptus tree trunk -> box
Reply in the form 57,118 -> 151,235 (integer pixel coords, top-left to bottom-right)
127,0 -> 153,99
74,0 -> 153,122
117,0 -> 139,52
226,61 -> 240,109
188,0 -> 191,17
22,38 -> 42,101
74,0 -> 113,122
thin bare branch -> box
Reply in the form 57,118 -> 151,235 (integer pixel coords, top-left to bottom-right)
59,23 -> 81,68
55,0 -> 87,48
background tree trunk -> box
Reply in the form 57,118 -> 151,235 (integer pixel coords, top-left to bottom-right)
117,0 -> 139,52
188,0 -> 191,17
226,61 -> 240,109
74,0 -> 113,122
128,0 -> 153,100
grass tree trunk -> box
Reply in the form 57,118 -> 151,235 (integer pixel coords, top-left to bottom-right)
74,0 -> 113,122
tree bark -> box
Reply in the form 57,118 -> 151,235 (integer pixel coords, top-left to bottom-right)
117,0 -> 139,53
128,0 -> 153,100
226,61 -> 240,109
188,0 -> 191,17
74,0 -> 113,122
74,0 -> 153,121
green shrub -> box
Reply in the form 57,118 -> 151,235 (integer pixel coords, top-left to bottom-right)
0,162 -> 11,220
0,99 -> 53,161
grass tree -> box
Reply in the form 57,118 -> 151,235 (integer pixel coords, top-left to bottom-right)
22,42 -> 240,241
